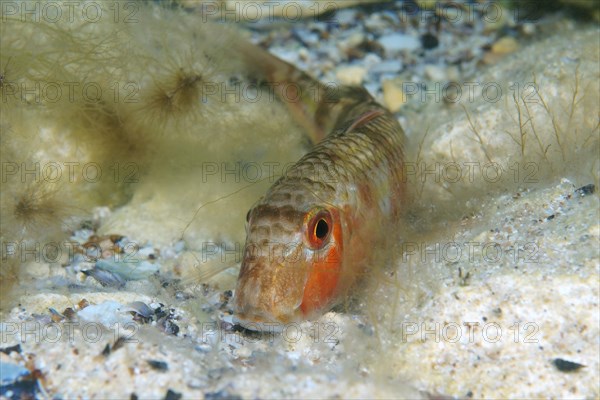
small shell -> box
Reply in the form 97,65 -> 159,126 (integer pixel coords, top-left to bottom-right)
147,359 -> 169,371
48,307 -> 65,323
126,301 -> 154,319
82,268 -> 126,288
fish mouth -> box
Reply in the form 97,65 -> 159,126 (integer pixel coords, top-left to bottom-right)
233,309 -> 303,332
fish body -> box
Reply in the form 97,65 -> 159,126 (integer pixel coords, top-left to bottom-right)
233,85 -> 406,329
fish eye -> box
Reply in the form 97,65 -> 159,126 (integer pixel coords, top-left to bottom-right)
315,218 -> 329,239
306,209 -> 332,249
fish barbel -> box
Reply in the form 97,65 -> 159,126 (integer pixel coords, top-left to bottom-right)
233,43 -> 406,330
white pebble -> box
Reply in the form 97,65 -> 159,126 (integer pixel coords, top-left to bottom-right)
338,32 -> 365,51
370,59 -> 403,74
424,64 -> 447,81
77,300 -> 133,327
335,66 -> 367,85
334,9 -> 357,26
378,33 -> 420,54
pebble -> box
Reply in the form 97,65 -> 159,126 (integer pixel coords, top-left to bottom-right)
270,47 -> 300,65
552,358 -> 585,372
492,36 -> 519,54
334,8 -> 357,26
421,33 -> 439,49
298,47 -> 309,61
83,268 -> 125,288
164,389 -> 182,400
335,66 -> 367,85
187,377 -> 207,389
380,10 -> 400,25
338,32 -> 365,52
364,14 -> 387,32
378,33 -> 421,55
521,23 -> 536,36
293,28 -> 319,46
126,301 -> 154,319
147,360 -> 169,371
446,65 -> 460,82
195,343 -> 213,353
92,206 -> 111,224
317,45 -> 342,64
482,52 -> 503,65
382,80 -> 406,113
424,64 -> 447,81
0,359 -> 29,384
137,245 -> 157,258
483,36 -> 520,65
95,259 -> 160,280
77,300 -> 134,327
71,229 -> 95,244
236,346 -> 252,358
364,82 -> 380,97
363,53 -> 382,67
370,59 -> 403,75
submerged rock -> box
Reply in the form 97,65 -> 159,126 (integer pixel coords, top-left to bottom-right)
77,300 -> 134,327
378,33 -> 421,54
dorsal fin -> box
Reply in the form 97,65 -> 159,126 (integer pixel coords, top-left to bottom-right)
344,110 -> 386,135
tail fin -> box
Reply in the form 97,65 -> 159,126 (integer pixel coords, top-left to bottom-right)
236,41 -> 380,144
235,42 -> 327,143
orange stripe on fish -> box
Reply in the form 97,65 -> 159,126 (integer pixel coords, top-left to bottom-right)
300,207 -> 343,315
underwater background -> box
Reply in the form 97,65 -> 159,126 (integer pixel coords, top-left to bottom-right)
1,0 -> 598,398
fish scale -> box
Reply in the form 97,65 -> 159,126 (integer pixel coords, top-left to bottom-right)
233,44 -> 406,330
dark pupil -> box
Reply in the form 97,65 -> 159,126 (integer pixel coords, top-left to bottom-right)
315,219 -> 329,239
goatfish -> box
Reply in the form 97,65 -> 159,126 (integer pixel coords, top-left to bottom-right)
232,41 -> 406,331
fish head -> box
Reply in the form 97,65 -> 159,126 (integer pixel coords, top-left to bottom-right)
233,187 -> 345,330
